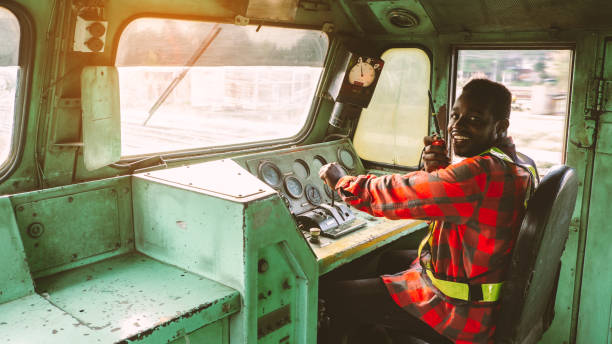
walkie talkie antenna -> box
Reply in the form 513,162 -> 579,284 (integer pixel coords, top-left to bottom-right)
428,90 -> 441,136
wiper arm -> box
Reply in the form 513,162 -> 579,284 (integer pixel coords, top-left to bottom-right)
143,24 -> 222,126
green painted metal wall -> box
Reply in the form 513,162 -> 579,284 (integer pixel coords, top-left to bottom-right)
575,38 -> 612,344
1,0 -> 612,343
0,196 -> 34,303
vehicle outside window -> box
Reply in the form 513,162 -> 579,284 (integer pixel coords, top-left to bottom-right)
353,48 -> 431,167
455,49 -> 573,175
116,19 -> 328,157
0,7 -> 20,167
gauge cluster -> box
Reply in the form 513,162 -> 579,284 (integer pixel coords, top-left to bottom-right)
234,139 -> 363,217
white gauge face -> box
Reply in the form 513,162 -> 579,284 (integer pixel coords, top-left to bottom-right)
348,58 -> 376,87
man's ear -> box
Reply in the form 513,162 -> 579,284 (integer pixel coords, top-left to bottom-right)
496,119 -> 509,138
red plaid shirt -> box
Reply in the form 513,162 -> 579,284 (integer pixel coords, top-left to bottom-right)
335,151 -> 533,343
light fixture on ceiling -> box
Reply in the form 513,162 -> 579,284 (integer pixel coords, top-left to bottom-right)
387,8 -> 419,28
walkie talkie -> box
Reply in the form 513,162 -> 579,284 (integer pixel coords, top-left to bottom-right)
428,90 -> 445,148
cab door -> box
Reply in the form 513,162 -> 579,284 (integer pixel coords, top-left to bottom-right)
576,38 -> 612,344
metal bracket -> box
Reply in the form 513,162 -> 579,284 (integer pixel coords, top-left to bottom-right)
234,15 -> 249,26
586,78 -> 612,113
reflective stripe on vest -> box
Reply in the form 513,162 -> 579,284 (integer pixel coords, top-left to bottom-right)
417,147 -> 536,302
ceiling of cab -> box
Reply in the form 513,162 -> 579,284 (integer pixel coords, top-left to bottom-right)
420,0 -> 612,33
338,0 -> 612,34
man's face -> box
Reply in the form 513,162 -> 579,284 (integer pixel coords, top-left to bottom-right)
448,92 -> 506,157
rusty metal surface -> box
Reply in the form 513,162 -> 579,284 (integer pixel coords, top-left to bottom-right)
9,177 -> 135,279
13,252 -> 240,343
134,167 -> 319,343
13,188 -> 121,274
0,294 -> 95,341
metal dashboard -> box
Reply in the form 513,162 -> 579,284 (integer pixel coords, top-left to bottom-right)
232,139 -> 426,274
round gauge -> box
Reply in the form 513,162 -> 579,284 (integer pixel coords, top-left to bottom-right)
324,183 -> 341,201
284,176 -> 304,199
292,159 -> 310,179
348,57 -> 377,87
311,155 -> 327,175
304,184 -> 322,205
338,148 -> 356,170
258,161 -> 282,187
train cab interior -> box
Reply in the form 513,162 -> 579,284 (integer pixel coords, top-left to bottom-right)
0,0 -> 611,343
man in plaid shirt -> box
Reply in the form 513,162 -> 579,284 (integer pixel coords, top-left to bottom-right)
319,79 -> 536,344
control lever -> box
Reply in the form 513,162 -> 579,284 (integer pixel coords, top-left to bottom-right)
295,202 -> 363,239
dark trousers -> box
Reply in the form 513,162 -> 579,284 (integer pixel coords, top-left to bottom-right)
319,250 -> 453,344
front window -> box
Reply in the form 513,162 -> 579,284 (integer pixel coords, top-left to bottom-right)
0,7 -> 20,167
116,19 -> 328,157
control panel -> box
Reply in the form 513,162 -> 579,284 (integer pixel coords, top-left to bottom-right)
234,139 -> 368,240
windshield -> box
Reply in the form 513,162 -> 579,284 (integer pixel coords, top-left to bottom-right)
116,19 -> 328,157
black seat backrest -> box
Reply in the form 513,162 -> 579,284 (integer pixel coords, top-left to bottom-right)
495,165 -> 578,344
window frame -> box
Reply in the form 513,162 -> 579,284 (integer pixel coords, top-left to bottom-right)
0,1 -> 35,184
355,44 -> 434,172
450,44 -> 575,166
111,15 -> 331,163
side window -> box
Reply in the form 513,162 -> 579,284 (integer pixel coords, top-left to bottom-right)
353,48 -> 431,167
455,49 -> 572,175
0,7 -> 20,167
115,19 -> 328,157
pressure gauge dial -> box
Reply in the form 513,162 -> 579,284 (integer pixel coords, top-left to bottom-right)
348,57 -> 379,87
292,159 -> 310,179
305,184 -> 322,205
312,155 -> 327,175
284,176 -> 304,199
338,148 -> 356,170
258,161 -> 282,188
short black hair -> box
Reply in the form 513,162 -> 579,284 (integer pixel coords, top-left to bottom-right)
461,78 -> 512,121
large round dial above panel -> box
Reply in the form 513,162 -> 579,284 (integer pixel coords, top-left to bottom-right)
292,159 -> 310,179
338,148 -> 356,170
284,176 -> 304,199
311,155 -> 327,175
258,161 -> 282,188
304,184 -> 322,205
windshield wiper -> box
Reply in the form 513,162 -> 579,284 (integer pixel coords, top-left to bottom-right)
143,24 -> 222,126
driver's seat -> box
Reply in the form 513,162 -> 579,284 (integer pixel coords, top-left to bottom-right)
494,164 -> 578,343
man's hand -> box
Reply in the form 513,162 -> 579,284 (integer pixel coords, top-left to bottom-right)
423,135 -> 450,172
319,162 -> 346,189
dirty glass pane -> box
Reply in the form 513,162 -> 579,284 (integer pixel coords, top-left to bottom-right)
456,49 -> 572,175
0,7 -> 20,167
116,18 -> 328,157
353,48 -> 430,166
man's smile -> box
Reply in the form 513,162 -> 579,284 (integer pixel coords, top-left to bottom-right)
452,132 -> 472,142
453,135 -> 471,140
